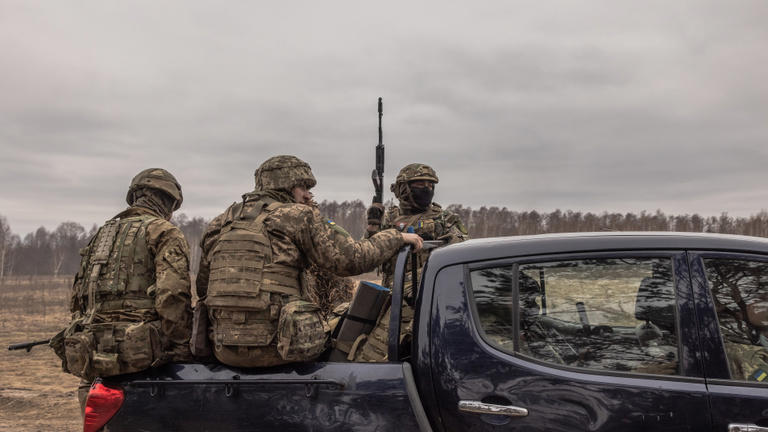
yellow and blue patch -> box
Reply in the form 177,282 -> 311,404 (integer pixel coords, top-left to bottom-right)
750,368 -> 767,382
325,219 -> 351,238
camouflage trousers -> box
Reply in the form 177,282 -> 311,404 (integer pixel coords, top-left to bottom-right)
352,303 -> 414,362
77,379 -> 91,416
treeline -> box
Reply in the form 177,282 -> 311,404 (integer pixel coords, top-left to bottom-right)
0,214 -> 206,277
444,206 -> 768,238
3,203 -> 768,276
317,200 -> 768,238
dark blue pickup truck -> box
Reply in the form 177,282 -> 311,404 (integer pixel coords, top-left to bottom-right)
84,232 -> 768,432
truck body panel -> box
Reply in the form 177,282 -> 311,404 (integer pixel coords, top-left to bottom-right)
105,362 -> 420,432
97,232 -> 768,431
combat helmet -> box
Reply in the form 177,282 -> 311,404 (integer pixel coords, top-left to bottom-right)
125,168 -> 183,211
254,155 -> 317,191
390,163 -> 439,203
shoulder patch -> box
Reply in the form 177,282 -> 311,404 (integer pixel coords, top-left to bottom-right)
325,219 -> 351,238
751,368 -> 768,382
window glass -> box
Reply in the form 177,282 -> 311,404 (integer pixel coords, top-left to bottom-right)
471,257 -> 679,375
471,266 -> 516,351
704,258 -> 768,383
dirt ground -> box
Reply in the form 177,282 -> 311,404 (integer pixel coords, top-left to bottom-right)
0,276 -> 81,432
0,273 -> 378,432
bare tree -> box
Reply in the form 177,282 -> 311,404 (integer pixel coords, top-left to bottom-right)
0,216 -> 10,278
172,213 -> 208,275
52,221 -> 86,276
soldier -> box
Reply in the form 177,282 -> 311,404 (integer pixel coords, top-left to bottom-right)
195,155 -> 423,368
352,163 -> 468,361
725,301 -> 768,382
50,168 -> 193,413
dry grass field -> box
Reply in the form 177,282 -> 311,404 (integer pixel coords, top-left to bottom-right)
0,276 -> 81,432
0,273 -> 375,432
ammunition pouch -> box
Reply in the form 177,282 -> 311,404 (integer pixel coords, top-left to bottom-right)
49,328 -> 68,371
64,332 -> 94,379
92,351 -> 121,377
120,321 -> 160,369
277,299 -> 329,362
209,291 -> 278,349
62,320 -> 162,381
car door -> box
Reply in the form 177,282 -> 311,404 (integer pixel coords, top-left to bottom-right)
689,252 -> 768,432
429,251 -> 711,432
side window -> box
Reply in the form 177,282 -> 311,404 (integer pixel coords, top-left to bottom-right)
470,257 -> 680,376
703,258 -> 768,383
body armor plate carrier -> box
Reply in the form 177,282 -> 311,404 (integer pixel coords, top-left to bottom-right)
57,215 -> 162,381
205,199 -> 329,367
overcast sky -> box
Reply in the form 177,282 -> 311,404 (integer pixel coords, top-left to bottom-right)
2,1 -> 768,236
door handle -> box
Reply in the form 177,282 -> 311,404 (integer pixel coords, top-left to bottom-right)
729,424 -> 768,432
458,400 -> 529,417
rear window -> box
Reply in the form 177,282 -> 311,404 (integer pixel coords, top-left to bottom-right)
470,257 -> 680,376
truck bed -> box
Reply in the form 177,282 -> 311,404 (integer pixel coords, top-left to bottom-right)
103,361 -> 425,432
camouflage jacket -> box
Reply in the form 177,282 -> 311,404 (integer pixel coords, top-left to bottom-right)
725,341 -> 768,382
70,206 -> 192,360
302,207 -> 356,317
196,194 -> 405,300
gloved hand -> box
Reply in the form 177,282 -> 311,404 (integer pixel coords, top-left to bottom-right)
438,232 -> 460,245
366,202 -> 385,226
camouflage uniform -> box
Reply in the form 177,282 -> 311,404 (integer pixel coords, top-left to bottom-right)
51,169 -> 192,412
196,155 -> 405,367
724,301 -> 768,383
303,205 -> 357,319
354,163 -> 468,361
725,342 -> 768,382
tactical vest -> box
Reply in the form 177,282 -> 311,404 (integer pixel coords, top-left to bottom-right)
381,206 -> 448,298
58,214 -> 162,381
353,206 -> 447,363
384,205 -> 447,240
79,215 -> 156,313
205,198 -> 328,367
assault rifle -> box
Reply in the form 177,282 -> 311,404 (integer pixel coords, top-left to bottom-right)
8,339 -> 50,352
371,97 -> 385,204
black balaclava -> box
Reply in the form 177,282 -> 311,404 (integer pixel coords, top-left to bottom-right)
410,185 -> 434,210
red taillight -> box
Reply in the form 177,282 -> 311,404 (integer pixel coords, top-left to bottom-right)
83,381 -> 124,432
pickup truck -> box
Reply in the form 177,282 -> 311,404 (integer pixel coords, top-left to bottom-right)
84,232 -> 768,432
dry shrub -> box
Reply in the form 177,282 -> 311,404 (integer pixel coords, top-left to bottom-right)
303,265 -> 355,318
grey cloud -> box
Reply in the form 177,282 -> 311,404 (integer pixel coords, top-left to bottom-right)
2,1 -> 768,236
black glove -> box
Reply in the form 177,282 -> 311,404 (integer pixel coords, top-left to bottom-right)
367,203 -> 385,226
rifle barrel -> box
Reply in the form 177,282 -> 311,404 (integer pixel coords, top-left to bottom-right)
378,97 -> 383,145
372,97 -> 385,203
8,339 -> 50,351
